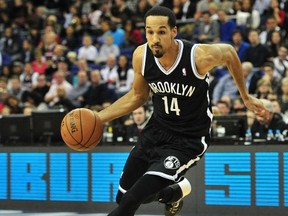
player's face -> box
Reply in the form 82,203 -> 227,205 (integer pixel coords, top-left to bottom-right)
145,16 -> 177,58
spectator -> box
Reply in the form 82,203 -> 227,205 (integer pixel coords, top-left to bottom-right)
268,30 -> 284,57
252,0 -> 271,18
262,62 -> 282,93
99,17 -> 125,48
80,13 -> 94,35
77,58 -> 91,74
77,34 -> 98,64
66,51 -> 79,77
242,29 -> 271,68
122,19 -> 144,49
235,0 -> 260,31
27,5 -> 47,30
170,0 -> 184,20
176,0 -> 198,40
2,95 -> 23,115
126,104 -> 150,142
32,48 -> 48,75
241,61 -> 262,95
27,26 -> 42,48
19,39 -> 35,63
134,0 -> 153,23
89,1 -> 110,28
279,77 -> 288,117
194,0 -> 218,21
116,55 -> 134,97
259,16 -> 280,45
273,45 -> 288,78
19,62 -> 39,90
32,74 -> 50,99
21,90 -> 48,115
63,5 -> 79,28
52,86 -> 76,111
263,0 -> 286,28
69,15 -> 84,37
271,98 -> 288,123
220,0 -> 234,15
52,44 -> 67,65
251,98 -> 287,139
0,25 -> 22,62
100,54 -> 119,87
0,76 -> 8,91
1,65 -> 11,79
195,11 -> 220,43
60,24 -> 80,51
216,99 -> 231,115
82,69 -> 117,107
10,61 -> 24,77
44,70 -> 73,107
41,31 -> 58,61
230,30 -> 249,62
7,75 -> 27,101
217,9 -> 237,42
232,97 -> 246,114
110,0 -> 134,24
97,34 -> 120,65
56,60 -> 73,85
207,1 -> 219,20
180,0 -> 197,20
0,80 -> 9,114
44,14 -> 62,35
230,0 -> 242,16
212,70 -> 239,103
67,70 -> 91,108
254,77 -> 274,99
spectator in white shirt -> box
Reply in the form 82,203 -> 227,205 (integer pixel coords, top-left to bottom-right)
77,34 -> 98,64
273,45 -> 288,78
100,54 -> 119,87
44,71 -> 73,107
97,33 -> 120,65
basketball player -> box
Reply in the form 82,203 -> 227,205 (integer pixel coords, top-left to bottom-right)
97,6 -> 269,216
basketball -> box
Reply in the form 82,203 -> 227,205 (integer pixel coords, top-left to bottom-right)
60,108 -> 103,151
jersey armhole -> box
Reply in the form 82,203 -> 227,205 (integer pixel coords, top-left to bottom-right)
141,43 -> 148,76
191,44 -> 206,80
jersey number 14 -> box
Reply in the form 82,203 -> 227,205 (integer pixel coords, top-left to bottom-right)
162,96 -> 180,116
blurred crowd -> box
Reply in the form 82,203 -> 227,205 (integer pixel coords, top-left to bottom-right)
0,0 -> 288,142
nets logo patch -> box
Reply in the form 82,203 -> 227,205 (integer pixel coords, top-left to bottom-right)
164,156 -> 180,169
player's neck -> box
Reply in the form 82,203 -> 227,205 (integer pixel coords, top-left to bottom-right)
158,40 -> 179,70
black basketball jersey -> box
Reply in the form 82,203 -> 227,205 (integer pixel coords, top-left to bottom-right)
142,39 -> 212,138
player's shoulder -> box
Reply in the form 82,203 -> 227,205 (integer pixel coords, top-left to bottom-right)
133,44 -> 146,59
132,44 -> 146,71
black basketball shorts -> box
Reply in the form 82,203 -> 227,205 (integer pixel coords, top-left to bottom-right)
129,122 -> 209,182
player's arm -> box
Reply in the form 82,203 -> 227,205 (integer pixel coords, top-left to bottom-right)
195,44 -> 269,118
97,45 -> 151,124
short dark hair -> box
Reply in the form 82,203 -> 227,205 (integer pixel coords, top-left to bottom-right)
263,61 -> 275,69
144,6 -> 176,28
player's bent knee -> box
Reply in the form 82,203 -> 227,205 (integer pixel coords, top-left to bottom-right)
120,192 -> 141,210
116,191 -> 123,204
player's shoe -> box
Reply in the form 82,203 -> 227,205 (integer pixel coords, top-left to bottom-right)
164,198 -> 184,216
163,178 -> 191,216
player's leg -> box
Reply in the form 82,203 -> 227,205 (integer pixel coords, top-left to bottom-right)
160,177 -> 192,216
115,153 -> 149,204
108,174 -> 174,216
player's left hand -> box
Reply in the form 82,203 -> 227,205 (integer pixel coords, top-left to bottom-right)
243,95 -> 270,120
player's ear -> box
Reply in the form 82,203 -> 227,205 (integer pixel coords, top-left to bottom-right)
172,26 -> 177,38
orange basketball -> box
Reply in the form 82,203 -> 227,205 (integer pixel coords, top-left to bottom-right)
60,108 -> 103,151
